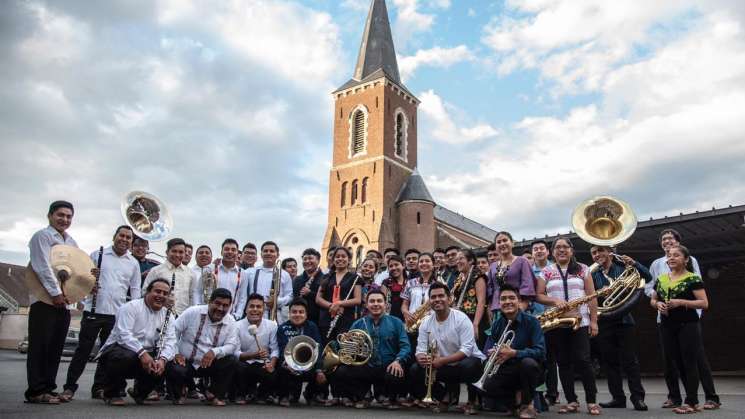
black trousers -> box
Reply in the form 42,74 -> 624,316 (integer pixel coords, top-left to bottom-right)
658,323 -> 719,404
597,323 -> 645,402
409,356 -> 483,402
546,326 -> 598,404
545,347 -> 559,399
235,361 -> 277,397
24,302 -> 71,400
64,311 -> 115,393
483,358 -> 543,408
166,355 -> 236,399
100,344 -> 161,399
276,367 -> 321,399
335,363 -> 406,401
660,321 -> 704,406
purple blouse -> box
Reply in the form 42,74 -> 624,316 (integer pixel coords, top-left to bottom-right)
487,255 -> 537,311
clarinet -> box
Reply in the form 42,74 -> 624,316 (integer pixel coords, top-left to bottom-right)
89,246 -> 104,318
155,273 -> 176,358
326,274 -> 360,338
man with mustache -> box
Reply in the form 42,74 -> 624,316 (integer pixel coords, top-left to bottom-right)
98,278 -> 173,406
162,288 -> 238,406
234,293 -> 279,404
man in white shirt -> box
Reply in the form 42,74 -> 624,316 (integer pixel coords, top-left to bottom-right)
191,245 -> 213,301
25,200 -> 78,405
240,242 -> 257,270
411,282 -> 485,413
62,225 -> 142,401
234,293 -> 279,404
645,228 -> 719,409
144,238 -> 193,315
235,241 -> 292,323
98,278 -> 173,406
183,243 -> 194,267
163,288 -> 239,406
193,239 -> 243,317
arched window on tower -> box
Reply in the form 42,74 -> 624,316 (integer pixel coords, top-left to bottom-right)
351,179 -> 359,205
340,181 -> 347,207
361,177 -> 368,203
349,106 -> 368,157
394,110 -> 407,160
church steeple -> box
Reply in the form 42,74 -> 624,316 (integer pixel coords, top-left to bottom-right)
353,0 -> 400,83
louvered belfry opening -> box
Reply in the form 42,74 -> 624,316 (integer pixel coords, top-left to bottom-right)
352,110 -> 366,155
395,112 -> 404,157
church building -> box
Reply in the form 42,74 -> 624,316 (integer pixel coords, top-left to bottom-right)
321,0 -> 497,266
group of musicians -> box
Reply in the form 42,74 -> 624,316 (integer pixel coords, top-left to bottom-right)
24,200 -> 720,417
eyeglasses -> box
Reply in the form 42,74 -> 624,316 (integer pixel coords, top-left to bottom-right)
553,245 -> 572,250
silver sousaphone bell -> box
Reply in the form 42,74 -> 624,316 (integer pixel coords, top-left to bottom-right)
121,191 -> 172,241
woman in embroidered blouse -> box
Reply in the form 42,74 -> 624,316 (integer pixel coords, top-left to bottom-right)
536,237 -> 601,415
401,252 -> 436,329
381,255 -> 407,321
488,231 -> 537,313
357,257 -> 379,317
650,245 -> 709,414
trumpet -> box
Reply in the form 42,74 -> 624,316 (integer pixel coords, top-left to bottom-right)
473,320 -> 515,391
422,332 -> 438,404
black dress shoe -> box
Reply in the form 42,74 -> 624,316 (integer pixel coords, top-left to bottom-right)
599,399 -> 626,408
631,399 -> 648,411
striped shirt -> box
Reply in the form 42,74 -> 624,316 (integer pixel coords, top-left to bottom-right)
542,263 -> 590,327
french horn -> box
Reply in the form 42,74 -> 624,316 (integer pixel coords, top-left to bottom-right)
322,329 -> 373,373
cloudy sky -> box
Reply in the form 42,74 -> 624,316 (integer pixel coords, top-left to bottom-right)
2,0 -> 745,265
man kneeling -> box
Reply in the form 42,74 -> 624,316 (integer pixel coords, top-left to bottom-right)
481,284 -> 545,419
163,288 -> 238,406
99,278 -> 173,405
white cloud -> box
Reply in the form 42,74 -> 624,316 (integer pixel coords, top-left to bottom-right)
419,90 -> 500,144
398,45 -> 474,80
341,0 -> 369,12
393,0 -> 435,49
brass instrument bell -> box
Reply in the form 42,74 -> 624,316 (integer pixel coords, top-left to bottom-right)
121,191 -> 172,241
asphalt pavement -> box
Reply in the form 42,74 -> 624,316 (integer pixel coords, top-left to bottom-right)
1,350 -> 743,419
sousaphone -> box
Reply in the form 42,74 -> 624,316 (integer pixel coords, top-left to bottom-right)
121,191 -> 172,241
24,245 -> 96,305
571,195 -> 644,320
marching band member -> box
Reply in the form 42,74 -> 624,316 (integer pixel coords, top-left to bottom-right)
292,248 -> 324,325
335,289 -> 410,409
62,225 -> 142,401
193,239 -> 243,317
162,288 -> 239,406
98,278 -> 173,406
476,252 -> 490,275
486,243 -> 500,265
365,249 -> 384,273
488,232 -> 536,315
236,241 -> 293,323
190,245 -> 213,301
536,237 -> 601,415
404,248 -> 421,278
282,258 -> 298,280
590,245 -> 651,411
381,255 -> 406,321
646,229 -> 720,410
411,282 -> 485,414
132,236 -> 160,288
234,293 -> 278,404
240,243 -> 257,270
25,201 -> 78,404
433,248 -> 446,276
650,245 -> 711,414
276,298 -> 327,407
442,246 -> 460,289
357,257 -> 379,317
373,248 -> 398,285
182,243 -> 194,266
144,238 -> 194,315
530,239 -> 557,405
401,252 -> 436,331
481,284 -> 545,419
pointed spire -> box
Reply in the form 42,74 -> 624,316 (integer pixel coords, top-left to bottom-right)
353,0 -> 400,83
397,168 -> 435,204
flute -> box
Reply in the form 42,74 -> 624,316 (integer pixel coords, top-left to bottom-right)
326,274 -> 359,338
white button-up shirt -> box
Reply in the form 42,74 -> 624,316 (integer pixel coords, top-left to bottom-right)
192,263 -> 243,316
235,266 -> 293,322
144,261 -> 194,315
234,318 -> 279,364
100,298 -> 173,356
83,247 -> 141,315
163,304 -> 238,368
28,225 -> 78,305
416,309 -> 485,362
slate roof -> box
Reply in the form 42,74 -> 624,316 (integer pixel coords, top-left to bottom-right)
397,169 -> 434,204
434,205 -> 498,243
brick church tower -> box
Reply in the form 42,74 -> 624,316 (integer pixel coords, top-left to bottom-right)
321,0 -> 435,266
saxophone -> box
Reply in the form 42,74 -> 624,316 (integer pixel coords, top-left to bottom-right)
406,300 -> 432,333
538,286 -> 613,331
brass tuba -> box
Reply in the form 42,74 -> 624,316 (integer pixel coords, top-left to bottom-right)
322,329 -> 373,373
121,191 -> 172,241
284,335 -> 319,373
571,195 -> 645,320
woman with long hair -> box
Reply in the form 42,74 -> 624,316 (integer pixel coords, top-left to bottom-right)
381,255 -> 407,322
650,245 -> 710,414
401,252 -> 436,330
357,257 -> 379,317
536,237 -> 601,415
488,231 -> 537,314
451,249 -> 488,415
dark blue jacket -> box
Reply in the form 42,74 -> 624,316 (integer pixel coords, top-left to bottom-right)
276,319 -> 323,371
350,314 -> 410,367
591,260 -> 653,326
485,310 -> 545,362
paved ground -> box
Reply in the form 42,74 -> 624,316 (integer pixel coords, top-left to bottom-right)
1,350 -> 743,419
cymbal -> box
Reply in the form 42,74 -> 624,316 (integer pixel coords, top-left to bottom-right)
24,244 -> 95,305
